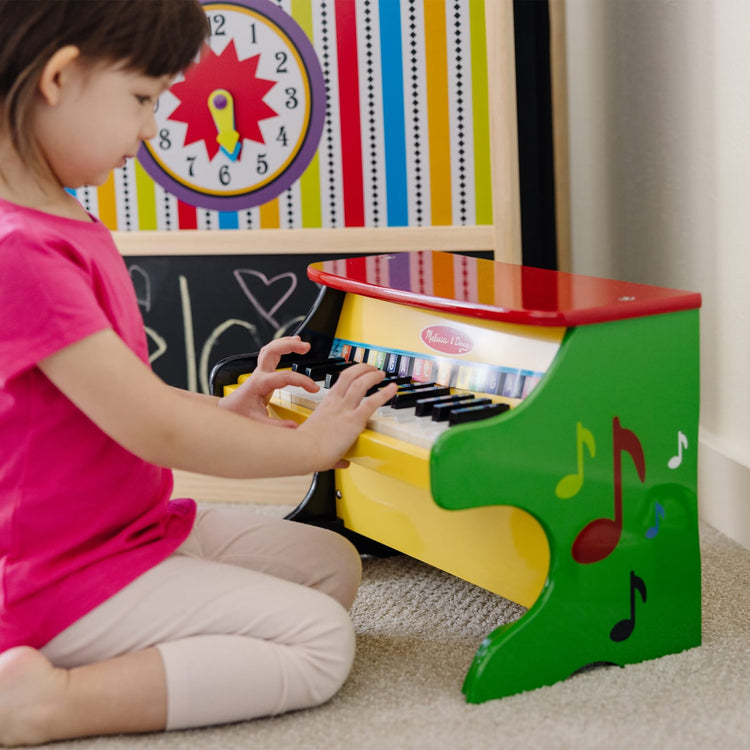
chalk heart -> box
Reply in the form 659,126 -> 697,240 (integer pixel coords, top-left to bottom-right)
233,269 -> 298,329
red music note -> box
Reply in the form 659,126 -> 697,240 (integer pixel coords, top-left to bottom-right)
610,570 -> 647,642
571,417 -> 646,564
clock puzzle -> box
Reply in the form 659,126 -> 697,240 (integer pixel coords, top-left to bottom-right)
137,0 -> 326,211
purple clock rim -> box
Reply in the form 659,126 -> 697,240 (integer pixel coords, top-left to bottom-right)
135,0 -> 326,212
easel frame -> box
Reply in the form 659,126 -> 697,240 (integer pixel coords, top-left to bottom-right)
114,2 -> 522,263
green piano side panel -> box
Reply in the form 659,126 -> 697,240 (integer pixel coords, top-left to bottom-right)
430,308 -> 702,702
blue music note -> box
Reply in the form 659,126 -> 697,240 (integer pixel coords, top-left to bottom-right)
645,502 -> 665,539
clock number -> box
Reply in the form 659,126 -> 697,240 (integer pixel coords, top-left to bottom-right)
208,14 -> 226,36
219,164 -> 231,185
276,126 -> 288,147
249,22 -> 257,44
284,87 -> 298,109
256,154 -> 268,175
186,156 -> 196,177
159,129 -> 172,150
275,51 -> 288,74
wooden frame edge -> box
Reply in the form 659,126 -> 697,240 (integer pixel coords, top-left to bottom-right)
114,225 -> 496,256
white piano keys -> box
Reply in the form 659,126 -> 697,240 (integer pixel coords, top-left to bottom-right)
272,384 -> 451,450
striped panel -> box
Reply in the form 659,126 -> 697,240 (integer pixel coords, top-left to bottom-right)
81,0 -> 491,232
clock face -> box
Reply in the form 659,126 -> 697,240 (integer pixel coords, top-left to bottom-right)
137,0 -> 325,211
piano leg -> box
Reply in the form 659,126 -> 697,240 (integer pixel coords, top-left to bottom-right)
462,481 -> 700,701
432,310 -> 702,702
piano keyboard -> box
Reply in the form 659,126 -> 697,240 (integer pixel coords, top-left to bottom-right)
271,358 -> 511,449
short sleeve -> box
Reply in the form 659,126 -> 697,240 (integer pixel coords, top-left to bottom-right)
0,228 -> 112,386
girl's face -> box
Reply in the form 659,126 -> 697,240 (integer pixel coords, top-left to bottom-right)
33,58 -> 172,189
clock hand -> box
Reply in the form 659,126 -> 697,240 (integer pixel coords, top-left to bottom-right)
208,89 -> 241,161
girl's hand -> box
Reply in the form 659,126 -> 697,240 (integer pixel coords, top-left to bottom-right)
218,336 -> 317,427
297,363 -> 398,469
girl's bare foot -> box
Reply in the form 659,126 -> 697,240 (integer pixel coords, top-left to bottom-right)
0,646 -> 67,747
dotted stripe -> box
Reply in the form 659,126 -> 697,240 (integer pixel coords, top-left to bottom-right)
407,1 -> 424,226
119,165 -> 133,230
362,0 -> 381,226
452,1 -> 468,224
319,1 -> 338,227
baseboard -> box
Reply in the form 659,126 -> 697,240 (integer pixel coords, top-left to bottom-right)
698,430 -> 750,550
172,470 -> 312,506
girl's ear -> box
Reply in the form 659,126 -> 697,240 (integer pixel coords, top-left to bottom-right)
38,46 -> 81,106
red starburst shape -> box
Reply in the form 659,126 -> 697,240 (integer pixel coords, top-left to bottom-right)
169,41 -> 278,161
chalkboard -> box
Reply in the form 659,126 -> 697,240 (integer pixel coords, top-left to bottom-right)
123,254 -> 361,393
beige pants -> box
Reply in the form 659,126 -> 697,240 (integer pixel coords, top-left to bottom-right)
41,507 -> 362,730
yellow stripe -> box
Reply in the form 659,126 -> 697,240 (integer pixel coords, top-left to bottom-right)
259,197 -> 280,228
97,172 -> 118,230
134,161 -> 157,230
291,0 -> 322,228
470,0 -> 492,225
424,1 -> 452,226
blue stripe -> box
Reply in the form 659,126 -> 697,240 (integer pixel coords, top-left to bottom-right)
379,0 -> 408,226
218,211 -> 239,229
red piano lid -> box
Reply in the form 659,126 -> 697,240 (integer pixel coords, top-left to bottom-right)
307,251 -> 701,327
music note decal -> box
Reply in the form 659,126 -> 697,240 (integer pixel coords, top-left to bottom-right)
668,430 -> 689,469
645,502 -> 665,539
610,570 -> 648,642
572,417 -> 646,564
556,422 -> 596,499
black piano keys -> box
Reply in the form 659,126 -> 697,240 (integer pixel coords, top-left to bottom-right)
292,356 -> 510,434
448,401 -> 510,425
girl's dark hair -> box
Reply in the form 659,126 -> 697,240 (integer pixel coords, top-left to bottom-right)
0,0 -> 209,169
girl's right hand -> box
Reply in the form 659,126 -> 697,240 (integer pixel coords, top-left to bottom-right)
297,363 -> 398,469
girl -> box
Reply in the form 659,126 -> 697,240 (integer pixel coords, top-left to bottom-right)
0,1 -> 397,745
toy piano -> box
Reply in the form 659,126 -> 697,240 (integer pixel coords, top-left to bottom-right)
210,250 -> 703,702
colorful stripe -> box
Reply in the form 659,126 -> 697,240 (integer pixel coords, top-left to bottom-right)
423,1 -> 452,226
177,201 -> 197,229
96,173 -> 117,230
335,1 -> 365,227
259,198 -> 281,229
134,160 -> 158,230
469,0 -> 492,224
291,0 -> 323,227
379,0 -> 408,226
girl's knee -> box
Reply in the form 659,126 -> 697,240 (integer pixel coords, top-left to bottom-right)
305,597 -> 356,705
324,530 -> 362,609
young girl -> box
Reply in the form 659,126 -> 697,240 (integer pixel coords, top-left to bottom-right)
0,1 -> 397,745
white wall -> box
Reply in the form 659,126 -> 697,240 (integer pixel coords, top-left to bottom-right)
564,0 -> 750,548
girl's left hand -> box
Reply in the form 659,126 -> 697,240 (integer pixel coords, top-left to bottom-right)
217,335 -> 317,427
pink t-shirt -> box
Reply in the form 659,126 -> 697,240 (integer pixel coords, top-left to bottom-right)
0,197 -> 196,650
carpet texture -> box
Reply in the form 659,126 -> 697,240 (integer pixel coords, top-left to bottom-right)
22,511 -> 750,750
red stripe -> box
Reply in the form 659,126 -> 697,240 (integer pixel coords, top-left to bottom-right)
335,1 -> 365,227
177,201 -> 197,229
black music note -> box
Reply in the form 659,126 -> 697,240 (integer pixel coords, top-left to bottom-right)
572,417 -> 646,564
610,570 -> 647,642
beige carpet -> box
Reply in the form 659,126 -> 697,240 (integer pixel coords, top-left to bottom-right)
24,507 -> 750,750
